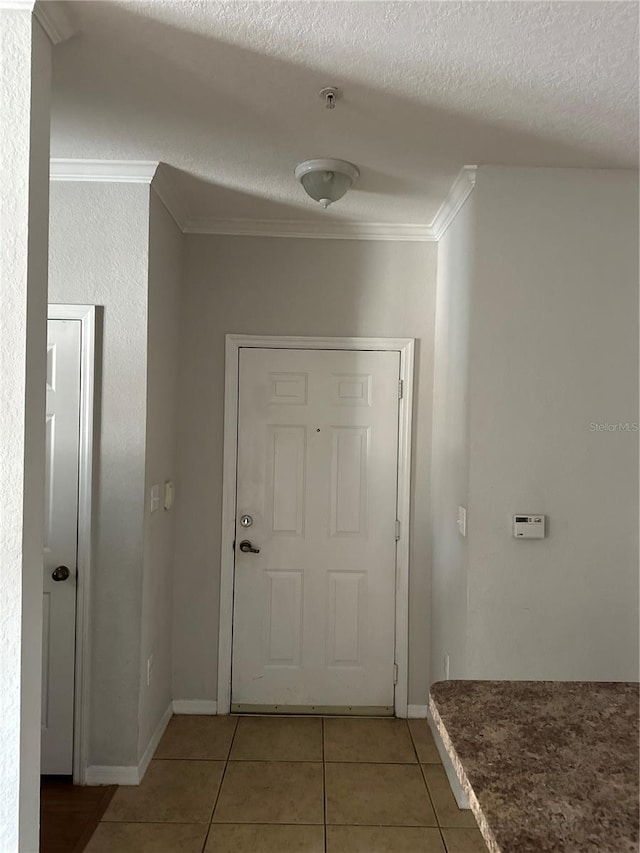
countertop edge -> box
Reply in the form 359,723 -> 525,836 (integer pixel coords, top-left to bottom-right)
429,693 -> 501,853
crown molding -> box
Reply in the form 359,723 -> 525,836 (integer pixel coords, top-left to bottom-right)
34,1 -> 75,45
430,166 -> 477,240
49,159 -> 187,228
47,158 -> 477,242
182,167 -> 478,241
50,159 -> 160,184
0,1 -> 76,44
152,167 -> 189,231
183,218 -> 436,242
0,1 -> 36,10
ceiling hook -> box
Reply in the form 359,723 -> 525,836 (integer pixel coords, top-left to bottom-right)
319,86 -> 340,110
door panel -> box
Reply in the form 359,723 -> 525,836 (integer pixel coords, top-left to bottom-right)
41,319 -> 81,774
330,426 -> 369,536
267,425 -> 306,536
232,348 -> 400,712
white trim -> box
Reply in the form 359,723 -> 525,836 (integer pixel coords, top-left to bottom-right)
48,305 -> 96,786
394,339 -> 413,719
0,1 -> 35,9
45,158 -> 478,242
50,159 -> 159,184
137,702 -> 173,783
172,700 -> 218,715
1,1 -> 76,43
430,166 -> 477,240
85,765 -> 139,786
428,704 -> 471,810
184,217 -> 435,242
85,702 -> 173,786
48,159 -> 188,230
152,167 -> 189,231
407,704 -> 428,719
218,335 -> 414,718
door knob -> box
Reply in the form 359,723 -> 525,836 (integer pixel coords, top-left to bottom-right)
239,540 -> 260,554
52,565 -> 71,582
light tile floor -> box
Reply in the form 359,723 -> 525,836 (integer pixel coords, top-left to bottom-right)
85,715 -> 487,853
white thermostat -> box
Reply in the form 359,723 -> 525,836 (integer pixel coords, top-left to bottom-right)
513,515 -> 545,538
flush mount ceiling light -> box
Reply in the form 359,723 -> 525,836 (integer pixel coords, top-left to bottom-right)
295,158 -> 360,209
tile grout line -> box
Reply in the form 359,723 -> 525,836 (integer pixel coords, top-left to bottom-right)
202,821 -> 474,829
67,783 -> 117,853
419,762 -> 449,848
322,717 -> 327,853
185,759 -> 445,763
407,721 -> 473,852
441,829 -> 452,853
200,715 -> 240,853
81,717 -> 475,852
407,718 -> 448,848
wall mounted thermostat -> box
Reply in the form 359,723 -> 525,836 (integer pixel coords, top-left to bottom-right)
513,515 -> 545,538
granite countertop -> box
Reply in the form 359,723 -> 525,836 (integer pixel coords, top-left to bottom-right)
430,681 -> 639,853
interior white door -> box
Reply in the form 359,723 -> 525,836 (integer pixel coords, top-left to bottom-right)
41,319 -> 81,774
232,348 -> 401,713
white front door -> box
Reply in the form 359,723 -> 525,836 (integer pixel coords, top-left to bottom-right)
232,348 -> 401,713
41,319 -> 81,774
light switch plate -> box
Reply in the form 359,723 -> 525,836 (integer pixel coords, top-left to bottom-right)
164,481 -> 175,511
457,506 -> 467,537
150,484 -> 161,513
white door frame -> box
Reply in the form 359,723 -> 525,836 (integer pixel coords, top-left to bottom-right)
218,335 -> 415,718
47,304 -> 96,784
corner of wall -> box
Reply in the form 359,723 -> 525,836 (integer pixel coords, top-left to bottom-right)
137,189 -> 185,762
430,185 -> 477,686
49,180 -> 152,769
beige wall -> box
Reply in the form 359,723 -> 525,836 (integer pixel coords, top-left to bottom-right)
0,12 -> 51,848
430,192 -> 476,682
49,181 -> 150,767
466,166 -> 639,680
138,192 -> 183,759
172,235 -> 438,706
50,181 -> 185,773
431,166 -> 639,684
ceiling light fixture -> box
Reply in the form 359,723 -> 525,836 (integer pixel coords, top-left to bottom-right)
294,158 -> 360,209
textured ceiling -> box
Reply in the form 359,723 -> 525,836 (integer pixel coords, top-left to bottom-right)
51,0 -> 639,227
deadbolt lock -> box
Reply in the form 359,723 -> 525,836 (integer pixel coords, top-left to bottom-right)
52,565 -> 71,582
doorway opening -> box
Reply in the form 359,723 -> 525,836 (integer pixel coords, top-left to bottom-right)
43,305 -> 96,784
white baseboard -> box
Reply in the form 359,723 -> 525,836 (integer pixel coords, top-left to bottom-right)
427,707 -> 471,809
85,764 -> 139,785
172,699 -> 218,715
86,701 -> 173,787
137,702 -> 173,783
407,704 -> 428,718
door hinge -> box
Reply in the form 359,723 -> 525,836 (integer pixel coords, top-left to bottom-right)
398,379 -> 404,399
393,663 -> 398,685
395,520 -> 401,541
